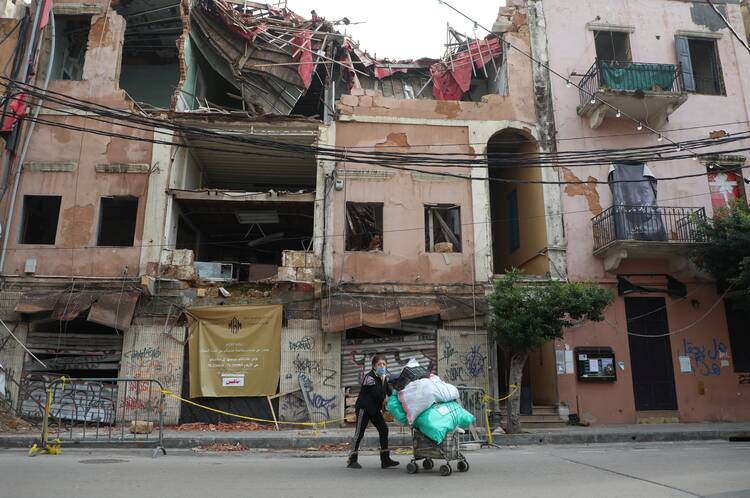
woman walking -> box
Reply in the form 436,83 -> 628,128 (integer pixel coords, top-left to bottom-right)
347,354 -> 400,469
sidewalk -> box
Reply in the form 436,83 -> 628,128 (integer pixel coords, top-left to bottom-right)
1,422 -> 749,450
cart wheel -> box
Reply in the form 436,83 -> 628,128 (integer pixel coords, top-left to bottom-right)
439,464 -> 452,476
422,458 -> 434,470
407,462 -> 418,474
457,460 -> 469,472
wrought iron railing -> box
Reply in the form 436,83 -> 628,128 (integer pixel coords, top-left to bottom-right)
578,60 -> 683,108
592,205 -> 706,252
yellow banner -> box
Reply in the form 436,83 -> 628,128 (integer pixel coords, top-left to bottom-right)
188,305 -> 282,397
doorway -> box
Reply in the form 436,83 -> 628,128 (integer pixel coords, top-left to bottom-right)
626,297 -> 677,411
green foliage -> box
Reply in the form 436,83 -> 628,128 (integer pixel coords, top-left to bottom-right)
487,269 -> 615,353
691,201 -> 750,300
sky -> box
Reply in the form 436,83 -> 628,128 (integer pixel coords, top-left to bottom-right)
284,0 -> 504,60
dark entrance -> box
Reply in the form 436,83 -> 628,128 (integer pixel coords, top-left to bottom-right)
626,297 -> 678,411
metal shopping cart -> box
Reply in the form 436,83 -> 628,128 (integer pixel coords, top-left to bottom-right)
405,427 -> 469,477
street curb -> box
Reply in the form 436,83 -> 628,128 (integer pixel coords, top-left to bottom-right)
1,430 -> 749,450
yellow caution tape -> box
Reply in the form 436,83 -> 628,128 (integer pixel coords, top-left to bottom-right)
160,389 -> 347,430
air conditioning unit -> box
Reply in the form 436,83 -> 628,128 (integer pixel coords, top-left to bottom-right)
194,262 -> 234,282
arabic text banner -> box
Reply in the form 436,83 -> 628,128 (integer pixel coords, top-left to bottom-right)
188,305 -> 282,397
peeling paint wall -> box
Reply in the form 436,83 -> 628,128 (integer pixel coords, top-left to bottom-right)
540,0 -> 750,424
1,0 -> 155,278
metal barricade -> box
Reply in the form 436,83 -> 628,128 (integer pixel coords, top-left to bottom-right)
30,377 -> 166,457
456,386 -> 490,446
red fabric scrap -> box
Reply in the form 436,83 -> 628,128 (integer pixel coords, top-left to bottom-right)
291,31 -> 314,88
39,0 -> 53,28
1,92 -> 28,133
430,63 -> 464,101
450,51 -> 473,93
374,65 -> 409,80
340,52 -> 361,91
469,38 -> 502,69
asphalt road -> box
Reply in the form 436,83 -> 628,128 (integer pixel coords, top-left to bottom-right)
1,441 -> 749,498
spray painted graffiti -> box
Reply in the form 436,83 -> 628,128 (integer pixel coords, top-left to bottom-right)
681,338 -> 728,377
464,345 -> 486,378
441,341 -> 457,362
298,372 -> 337,419
442,342 -> 487,385
20,378 -> 117,423
280,392 -> 308,421
292,354 -> 337,388
123,346 -> 162,360
288,336 -> 315,352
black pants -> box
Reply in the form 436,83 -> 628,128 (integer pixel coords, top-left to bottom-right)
350,408 -> 388,454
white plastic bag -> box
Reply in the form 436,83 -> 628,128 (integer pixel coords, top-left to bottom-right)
397,375 -> 460,424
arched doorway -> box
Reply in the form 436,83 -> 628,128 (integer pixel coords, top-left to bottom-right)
487,129 -> 559,420
487,129 -> 550,277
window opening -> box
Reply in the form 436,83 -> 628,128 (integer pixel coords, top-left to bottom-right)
345,202 -> 383,251
97,196 -> 138,247
119,3 -> 182,109
725,300 -> 750,373
51,16 -> 91,81
424,205 -> 462,253
676,37 -> 725,95
594,31 -> 632,63
20,195 -> 62,245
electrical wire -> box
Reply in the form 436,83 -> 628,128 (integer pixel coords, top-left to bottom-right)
3,76 -> 750,172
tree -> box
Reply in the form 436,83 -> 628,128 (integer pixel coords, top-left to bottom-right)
487,269 -> 615,434
691,201 -> 750,307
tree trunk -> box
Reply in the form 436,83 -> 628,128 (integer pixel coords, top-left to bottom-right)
506,351 -> 528,434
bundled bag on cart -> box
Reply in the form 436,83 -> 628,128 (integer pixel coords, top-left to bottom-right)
397,375 -> 460,424
412,401 -> 475,444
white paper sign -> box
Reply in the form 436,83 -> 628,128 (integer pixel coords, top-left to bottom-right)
579,354 -> 587,361
221,374 -> 245,387
588,359 -> 599,373
565,350 -> 574,374
679,356 -> 692,373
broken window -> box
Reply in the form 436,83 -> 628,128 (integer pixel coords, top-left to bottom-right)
507,190 -> 520,252
20,195 -> 61,245
424,205 -> 462,253
51,15 -> 91,81
676,37 -> 725,95
346,203 -> 383,251
594,31 -> 632,63
119,3 -> 182,109
97,197 -> 138,247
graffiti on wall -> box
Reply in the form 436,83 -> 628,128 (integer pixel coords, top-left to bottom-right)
21,377 -> 117,423
288,336 -> 315,352
680,338 -> 729,377
120,344 -> 181,416
440,339 -> 487,385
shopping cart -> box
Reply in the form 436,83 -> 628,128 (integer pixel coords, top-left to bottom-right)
405,427 -> 469,477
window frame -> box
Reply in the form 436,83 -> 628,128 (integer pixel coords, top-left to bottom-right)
345,202 -> 384,252
96,196 -> 139,247
19,195 -> 62,245
676,35 -> 726,96
424,204 -> 462,253
593,30 -> 633,63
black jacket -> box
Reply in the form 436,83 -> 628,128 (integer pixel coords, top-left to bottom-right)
355,369 -> 393,417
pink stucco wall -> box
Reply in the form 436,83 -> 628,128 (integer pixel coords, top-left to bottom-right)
543,0 -> 750,422
0,1 -> 153,277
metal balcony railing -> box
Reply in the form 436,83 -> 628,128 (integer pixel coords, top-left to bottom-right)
579,60 -> 684,108
592,205 -> 706,252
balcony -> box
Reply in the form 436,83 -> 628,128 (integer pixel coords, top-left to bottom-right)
592,206 -> 706,272
577,60 -> 689,129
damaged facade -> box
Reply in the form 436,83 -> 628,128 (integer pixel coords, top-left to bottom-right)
0,0 -> 746,431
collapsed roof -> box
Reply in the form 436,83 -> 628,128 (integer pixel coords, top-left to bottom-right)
189,0 -> 504,116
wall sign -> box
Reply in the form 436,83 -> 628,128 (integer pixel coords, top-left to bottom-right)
575,347 -> 617,382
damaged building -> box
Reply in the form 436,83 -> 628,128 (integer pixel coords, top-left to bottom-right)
0,0 -> 746,434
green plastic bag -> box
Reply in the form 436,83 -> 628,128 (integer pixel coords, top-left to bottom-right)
413,401 -> 475,444
387,392 -> 408,425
